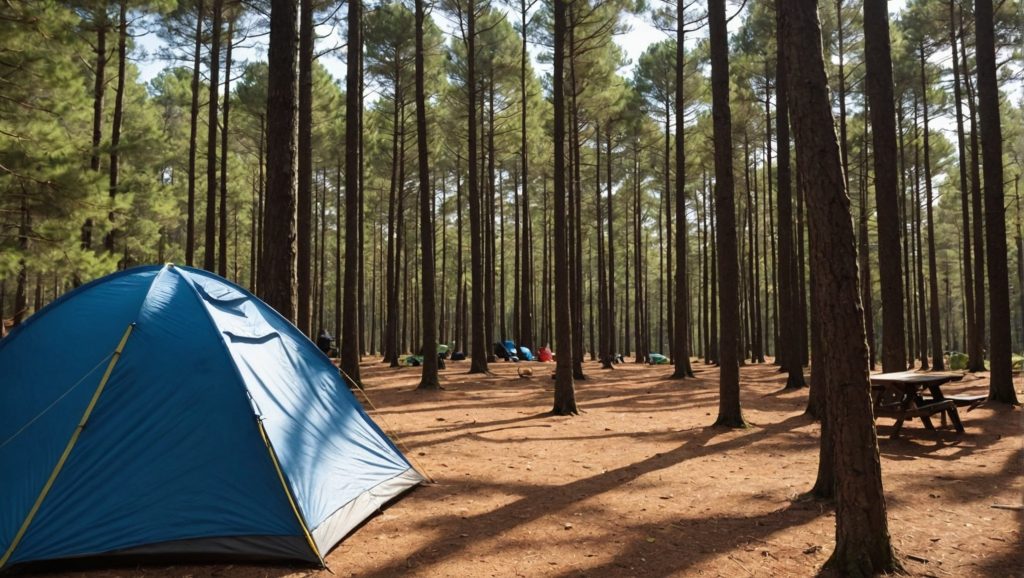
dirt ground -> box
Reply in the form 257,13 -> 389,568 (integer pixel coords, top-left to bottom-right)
40,359 -> 1022,577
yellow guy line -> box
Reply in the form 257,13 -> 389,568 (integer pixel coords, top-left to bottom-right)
255,419 -> 323,565
0,323 -> 135,569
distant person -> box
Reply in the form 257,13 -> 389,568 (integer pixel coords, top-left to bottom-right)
316,329 -> 335,357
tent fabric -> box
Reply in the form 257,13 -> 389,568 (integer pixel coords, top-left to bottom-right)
0,265 -> 422,570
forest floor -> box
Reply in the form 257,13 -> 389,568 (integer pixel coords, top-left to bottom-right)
43,359 -> 1021,578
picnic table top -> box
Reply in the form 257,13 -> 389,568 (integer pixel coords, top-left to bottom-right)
870,371 -> 965,386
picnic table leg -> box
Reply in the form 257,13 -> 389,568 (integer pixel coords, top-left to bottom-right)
947,407 -> 965,433
891,414 -> 906,439
920,413 -> 936,430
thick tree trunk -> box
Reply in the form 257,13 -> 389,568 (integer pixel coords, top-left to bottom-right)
781,3 -> 899,574
551,0 -> 577,415
297,0 -> 314,336
709,0 -> 745,427
262,0 -> 299,320
858,119 -> 876,369
975,0 -> 1018,404
864,0 -> 907,373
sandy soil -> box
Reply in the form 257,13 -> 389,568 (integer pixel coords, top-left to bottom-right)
38,359 -> 1022,577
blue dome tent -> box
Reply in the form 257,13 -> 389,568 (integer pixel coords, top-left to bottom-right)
0,265 -> 423,570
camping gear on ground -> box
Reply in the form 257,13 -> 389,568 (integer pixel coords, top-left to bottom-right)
438,344 -> 450,359
494,341 -> 519,362
451,351 -> 467,361
518,346 -> 534,361
316,329 -> 334,356
401,354 -> 423,367
649,353 -> 670,365
0,264 -> 423,570
538,346 -> 553,362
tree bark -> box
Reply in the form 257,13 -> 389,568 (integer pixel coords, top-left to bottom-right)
466,0 -> 488,373
105,0 -> 128,258
864,0 -> 907,373
709,0 -> 744,427
975,0 -> 1018,404
781,2 -> 899,574
672,4 -> 693,379
205,0 -> 223,271
185,1 -> 203,267
775,3 -> 805,390
920,46 -> 943,370
960,17 -> 986,373
218,16 -> 234,278
949,0 -> 977,367
415,0 -> 440,389
297,0 -> 314,335
261,0 -> 299,321
551,0 -> 577,415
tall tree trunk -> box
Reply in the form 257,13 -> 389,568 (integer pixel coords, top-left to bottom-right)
709,0 -> 745,427
596,125 -> 611,368
781,3 -> 899,574
335,158 -> 343,340
14,197 -> 29,326
466,0 -> 488,373
261,0 -> 299,321
106,0 -> 128,258
518,0 -> 534,351
912,99 -> 930,370
413,0 -> 438,391
607,130 -> 616,361
415,0 -> 440,390
84,6 -> 109,253
950,0 -> 977,367
672,7 -> 693,378
961,17 -> 986,372
858,116 -> 876,369
975,0 -> 1018,404
920,46 -> 943,370
205,0 -> 223,271
218,17 -> 234,278
551,0 -> 577,415
775,14 -> 805,389
863,0 -> 907,373
297,0 -> 314,335
185,1 -> 203,266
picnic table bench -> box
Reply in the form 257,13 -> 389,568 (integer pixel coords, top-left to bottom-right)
870,371 -> 986,438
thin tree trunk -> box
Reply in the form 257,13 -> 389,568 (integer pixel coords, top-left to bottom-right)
205,0 -> 223,271
106,0 -> 128,258
218,16 -> 234,278
950,0 -> 977,367
920,46 -> 943,370
83,5 -> 109,254
961,16 -> 986,372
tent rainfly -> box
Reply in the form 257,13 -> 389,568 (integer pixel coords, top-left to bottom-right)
0,264 -> 423,570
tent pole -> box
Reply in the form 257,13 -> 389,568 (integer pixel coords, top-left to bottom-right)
0,323 -> 135,570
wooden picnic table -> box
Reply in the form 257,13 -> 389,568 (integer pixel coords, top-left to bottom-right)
870,371 -> 984,438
